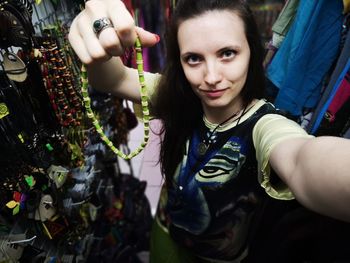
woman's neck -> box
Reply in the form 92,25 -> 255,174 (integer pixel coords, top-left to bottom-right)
203,99 -> 258,124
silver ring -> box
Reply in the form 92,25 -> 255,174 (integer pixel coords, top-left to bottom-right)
93,17 -> 113,37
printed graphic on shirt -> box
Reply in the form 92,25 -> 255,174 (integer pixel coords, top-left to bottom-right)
196,140 -> 246,183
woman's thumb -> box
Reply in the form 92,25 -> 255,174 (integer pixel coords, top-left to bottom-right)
135,26 -> 160,47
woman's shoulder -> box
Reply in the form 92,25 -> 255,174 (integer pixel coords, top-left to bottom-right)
239,99 -> 278,124
252,99 -> 277,113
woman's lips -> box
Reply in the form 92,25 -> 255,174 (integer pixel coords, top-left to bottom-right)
201,89 -> 226,99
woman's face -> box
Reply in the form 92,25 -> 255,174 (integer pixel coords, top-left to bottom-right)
178,10 -> 251,123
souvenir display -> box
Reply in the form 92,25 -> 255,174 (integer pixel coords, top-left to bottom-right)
0,0 -> 154,261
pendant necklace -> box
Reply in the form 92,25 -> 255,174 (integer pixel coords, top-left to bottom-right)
197,104 -> 248,157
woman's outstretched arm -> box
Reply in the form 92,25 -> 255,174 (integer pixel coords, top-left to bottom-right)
270,135 -> 350,222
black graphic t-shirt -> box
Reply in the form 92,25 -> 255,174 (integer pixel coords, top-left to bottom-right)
156,101 -> 281,262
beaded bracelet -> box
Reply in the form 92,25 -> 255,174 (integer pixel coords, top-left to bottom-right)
81,37 -> 150,160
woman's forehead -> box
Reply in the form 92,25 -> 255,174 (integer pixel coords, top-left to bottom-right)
177,11 -> 247,52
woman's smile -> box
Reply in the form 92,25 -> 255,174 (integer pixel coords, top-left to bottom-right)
200,88 -> 228,99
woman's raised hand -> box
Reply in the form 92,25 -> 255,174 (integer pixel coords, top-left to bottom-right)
68,0 -> 159,65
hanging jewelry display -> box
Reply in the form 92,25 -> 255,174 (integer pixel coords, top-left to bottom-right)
81,37 -> 150,160
40,37 -> 83,127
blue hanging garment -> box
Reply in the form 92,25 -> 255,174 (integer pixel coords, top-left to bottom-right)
267,0 -> 343,116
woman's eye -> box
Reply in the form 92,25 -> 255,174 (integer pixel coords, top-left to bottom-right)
185,54 -> 201,65
221,50 -> 236,59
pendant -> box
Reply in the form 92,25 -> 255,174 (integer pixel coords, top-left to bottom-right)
197,142 -> 209,156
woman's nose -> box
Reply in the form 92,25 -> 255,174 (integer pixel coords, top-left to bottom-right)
204,62 -> 222,85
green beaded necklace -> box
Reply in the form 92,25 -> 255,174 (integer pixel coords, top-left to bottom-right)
81,37 -> 150,160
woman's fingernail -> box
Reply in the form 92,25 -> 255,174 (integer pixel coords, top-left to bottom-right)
154,34 -> 160,43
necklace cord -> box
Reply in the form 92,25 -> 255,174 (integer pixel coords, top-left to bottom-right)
81,37 -> 150,160
204,104 -> 247,143
198,103 -> 249,157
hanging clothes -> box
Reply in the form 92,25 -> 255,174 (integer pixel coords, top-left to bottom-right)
307,60 -> 350,134
264,0 -> 300,69
307,27 -> 350,134
311,93 -> 350,137
139,0 -> 167,71
271,0 -> 300,48
266,0 -> 343,117
327,70 -> 350,122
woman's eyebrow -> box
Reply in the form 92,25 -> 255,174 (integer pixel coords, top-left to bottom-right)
180,51 -> 200,58
217,45 -> 242,53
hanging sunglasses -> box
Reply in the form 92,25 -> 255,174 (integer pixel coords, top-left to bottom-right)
81,37 -> 150,160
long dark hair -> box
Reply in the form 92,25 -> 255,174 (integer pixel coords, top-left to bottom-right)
152,0 -> 266,185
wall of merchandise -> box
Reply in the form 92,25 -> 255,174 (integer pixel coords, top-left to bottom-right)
0,0 -> 152,262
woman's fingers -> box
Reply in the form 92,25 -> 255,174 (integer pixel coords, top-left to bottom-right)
107,0 -> 137,48
68,0 -> 160,65
135,26 -> 160,47
77,14 -> 111,63
68,18 -> 93,64
84,0 -> 121,59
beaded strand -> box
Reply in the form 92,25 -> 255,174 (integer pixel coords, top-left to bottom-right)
81,37 -> 150,160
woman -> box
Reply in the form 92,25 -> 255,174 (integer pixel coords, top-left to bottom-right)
69,0 -> 350,262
